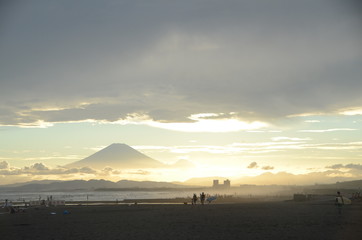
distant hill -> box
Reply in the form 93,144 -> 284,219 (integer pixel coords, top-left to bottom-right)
305,179 -> 362,190
183,174 -> 362,188
66,143 -> 165,169
1,178 -> 361,192
115,180 -> 186,189
0,179 -> 187,192
232,172 -> 360,186
0,179 -> 117,191
171,159 -> 195,169
0,180 -> 62,187
183,176 -> 230,186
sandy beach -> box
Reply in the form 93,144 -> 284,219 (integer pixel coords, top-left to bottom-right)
1,200 -> 361,240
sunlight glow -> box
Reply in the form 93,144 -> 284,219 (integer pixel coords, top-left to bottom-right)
18,120 -> 54,128
339,107 -> 362,116
116,113 -> 268,132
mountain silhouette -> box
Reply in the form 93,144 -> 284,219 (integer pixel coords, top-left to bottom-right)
66,143 -> 165,169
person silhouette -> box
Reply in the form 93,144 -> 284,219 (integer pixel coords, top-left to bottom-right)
335,191 -> 344,214
192,194 -> 198,205
200,192 -> 206,205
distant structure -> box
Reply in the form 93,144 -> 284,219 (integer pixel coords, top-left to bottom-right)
213,179 -> 231,189
223,179 -> 230,188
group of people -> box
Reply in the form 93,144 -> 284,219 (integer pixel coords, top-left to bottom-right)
351,192 -> 361,199
192,192 -> 206,205
2,199 -> 24,214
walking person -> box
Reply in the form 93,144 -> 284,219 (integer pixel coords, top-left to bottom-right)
192,194 -> 198,205
200,192 -> 206,205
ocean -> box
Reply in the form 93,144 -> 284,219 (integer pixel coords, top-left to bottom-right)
0,190 -> 200,203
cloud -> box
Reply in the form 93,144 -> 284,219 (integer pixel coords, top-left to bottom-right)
247,162 -> 258,169
133,141 -> 362,156
324,163 -> 362,180
0,163 -> 97,176
116,113 -> 268,132
247,161 -> 274,170
29,163 -> 49,171
127,170 -> 150,175
0,161 -> 9,169
272,137 -> 311,141
261,166 -> 274,170
299,128 -> 358,133
339,107 -> 362,116
327,163 -> 362,171
0,0 -> 361,127
236,169 -> 362,185
101,167 -> 121,175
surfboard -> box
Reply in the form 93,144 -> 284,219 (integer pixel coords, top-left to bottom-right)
342,196 -> 351,205
336,196 -> 351,205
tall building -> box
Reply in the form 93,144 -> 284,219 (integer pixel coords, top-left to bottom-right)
213,179 -> 219,188
224,179 -> 231,188
212,179 -> 231,189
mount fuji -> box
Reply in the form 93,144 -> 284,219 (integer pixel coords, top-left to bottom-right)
66,143 -> 165,170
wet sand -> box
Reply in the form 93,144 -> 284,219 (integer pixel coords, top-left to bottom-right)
1,201 -> 361,240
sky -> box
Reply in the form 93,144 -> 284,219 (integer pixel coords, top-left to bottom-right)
0,0 -> 361,185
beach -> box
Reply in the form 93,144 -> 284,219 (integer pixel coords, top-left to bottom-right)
1,200 -> 361,240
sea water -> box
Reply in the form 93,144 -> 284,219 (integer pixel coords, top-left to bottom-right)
0,190 -> 197,202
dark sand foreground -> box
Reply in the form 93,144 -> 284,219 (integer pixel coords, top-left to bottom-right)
1,201 -> 361,240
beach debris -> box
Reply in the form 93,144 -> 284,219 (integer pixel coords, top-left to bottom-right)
50,212 -> 57,215
63,210 -> 70,215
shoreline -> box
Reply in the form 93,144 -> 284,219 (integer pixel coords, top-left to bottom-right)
3,195 -> 295,207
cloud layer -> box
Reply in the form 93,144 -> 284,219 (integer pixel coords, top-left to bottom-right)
1,0 -> 361,127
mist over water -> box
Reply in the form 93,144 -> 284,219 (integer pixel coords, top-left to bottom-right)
1,191 -> 201,202
1,186 -> 298,203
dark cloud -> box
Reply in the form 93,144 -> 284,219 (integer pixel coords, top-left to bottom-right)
1,0 -> 361,126
261,166 -> 274,171
247,162 -> 274,170
247,162 -> 258,169
327,163 -> 362,171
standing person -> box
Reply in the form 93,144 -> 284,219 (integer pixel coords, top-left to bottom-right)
192,194 -> 198,205
200,192 -> 206,205
335,191 -> 344,214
